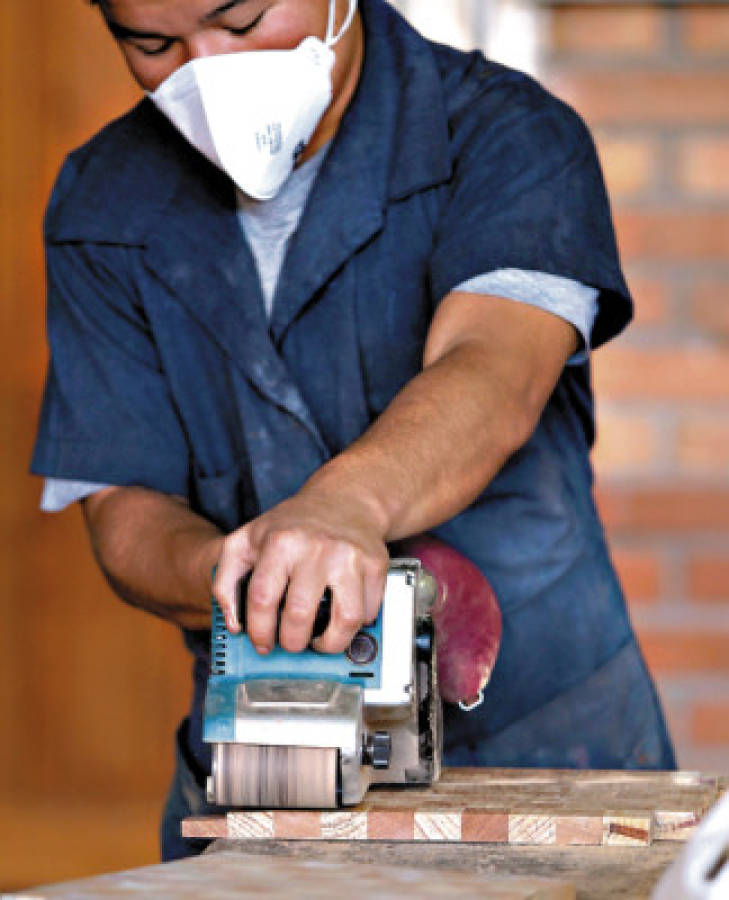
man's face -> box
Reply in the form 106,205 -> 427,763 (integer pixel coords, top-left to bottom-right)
101,0 -> 357,92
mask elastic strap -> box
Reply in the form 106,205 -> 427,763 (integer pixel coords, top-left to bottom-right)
326,0 -> 357,47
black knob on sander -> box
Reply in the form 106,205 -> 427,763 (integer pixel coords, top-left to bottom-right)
363,731 -> 392,770
346,631 -> 378,665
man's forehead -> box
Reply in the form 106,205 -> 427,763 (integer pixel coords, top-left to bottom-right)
105,0 -> 253,22
104,0 -> 327,23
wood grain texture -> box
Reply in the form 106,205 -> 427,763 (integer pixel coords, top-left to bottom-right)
554,816 -> 604,846
206,840 -> 680,900
414,811 -> 462,841
182,767 -> 723,845
9,849 -> 576,899
226,812 -> 274,840
653,810 -> 702,841
509,815 -> 557,845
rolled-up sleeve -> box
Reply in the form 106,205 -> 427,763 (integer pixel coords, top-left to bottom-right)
429,86 -> 632,351
31,240 -> 191,497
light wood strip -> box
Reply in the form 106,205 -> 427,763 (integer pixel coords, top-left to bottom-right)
509,815 -> 557,845
227,812 -> 274,839
653,810 -> 702,842
414,811 -> 462,841
321,812 -> 367,840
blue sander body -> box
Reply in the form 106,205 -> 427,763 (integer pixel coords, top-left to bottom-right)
203,560 -> 441,808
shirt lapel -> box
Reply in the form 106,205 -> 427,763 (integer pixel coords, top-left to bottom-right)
146,165 -> 329,458
269,0 -> 453,347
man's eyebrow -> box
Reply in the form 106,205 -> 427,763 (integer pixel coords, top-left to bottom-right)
105,0 -> 254,41
107,19 -> 172,42
202,0 -> 253,22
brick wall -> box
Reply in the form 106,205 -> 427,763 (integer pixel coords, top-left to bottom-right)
543,3 -> 729,772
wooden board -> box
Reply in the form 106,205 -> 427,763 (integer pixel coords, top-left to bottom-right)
205,839 -> 680,900
183,767 -> 726,846
7,849 -> 575,899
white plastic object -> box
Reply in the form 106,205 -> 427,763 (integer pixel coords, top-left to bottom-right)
653,791 -> 729,899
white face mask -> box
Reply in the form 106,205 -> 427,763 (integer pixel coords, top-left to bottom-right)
149,0 -> 357,200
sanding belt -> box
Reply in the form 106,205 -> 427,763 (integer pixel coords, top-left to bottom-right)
214,744 -> 338,808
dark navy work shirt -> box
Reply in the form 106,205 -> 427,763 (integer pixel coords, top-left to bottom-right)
32,0 -> 674,772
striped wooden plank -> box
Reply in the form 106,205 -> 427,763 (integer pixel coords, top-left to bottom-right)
181,767 -> 723,845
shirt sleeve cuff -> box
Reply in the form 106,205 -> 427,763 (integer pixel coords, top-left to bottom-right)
454,269 -> 599,366
40,478 -> 113,512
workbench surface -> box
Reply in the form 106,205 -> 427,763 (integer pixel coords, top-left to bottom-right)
11,769 -> 727,900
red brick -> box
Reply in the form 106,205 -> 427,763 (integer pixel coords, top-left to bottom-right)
547,71 -> 729,127
593,345 -> 729,402
552,6 -> 664,56
688,556 -> 729,601
615,210 -> 729,263
691,704 -> 729,745
592,410 -> 661,475
612,548 -> 662,602
596,485 -> 729,533
626,275 -> 670,327
676,137 -> 729,198
680,6 -> 729,55
690,280 -> 729,340
595,135 -> 659,198
677,415 -> 729,471
637,631 -> 729,673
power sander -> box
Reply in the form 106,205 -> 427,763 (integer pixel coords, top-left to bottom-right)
204,559 -> 442,809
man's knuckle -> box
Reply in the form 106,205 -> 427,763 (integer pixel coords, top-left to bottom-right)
247,588 -> 277,612
337,608 -> 362,629
268,529 -> 301,555
226,528 -> 249,552
284,599 -> 312,624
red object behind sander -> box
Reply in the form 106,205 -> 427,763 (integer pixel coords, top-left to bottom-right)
402,535 -> 502,709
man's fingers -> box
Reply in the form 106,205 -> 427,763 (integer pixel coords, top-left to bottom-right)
278,566 -> 328,653
363,558 -> 388,625
312,573 -> 365,655
212,533 -> 254,634
245,546 -> 290,654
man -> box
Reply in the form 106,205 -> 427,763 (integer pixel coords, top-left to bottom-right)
32,0 -> 675,860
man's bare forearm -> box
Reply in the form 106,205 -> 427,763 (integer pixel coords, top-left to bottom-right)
82,487 -> 224,630
301,295 -> 577,542
301,341 -> 535,542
